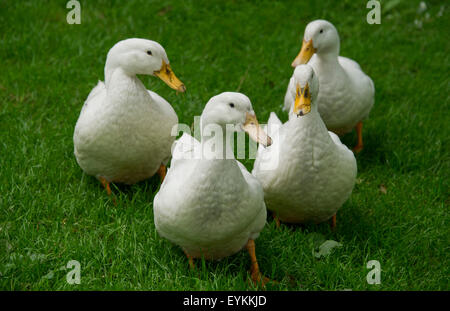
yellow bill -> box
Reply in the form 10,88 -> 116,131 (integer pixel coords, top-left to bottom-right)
291,39 -> 316,67
154,60 -> 186,92
243,112 -> 272,147
293,83 -> 311,116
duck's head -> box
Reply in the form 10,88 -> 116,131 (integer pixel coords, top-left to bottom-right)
105,38 -> 186,92
292,65 -> 319,117
201,92 -> 272,147
291,20 -> 340,67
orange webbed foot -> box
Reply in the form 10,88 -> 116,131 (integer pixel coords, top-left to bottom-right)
352,121 -> 363,154
246,239 -> 275,288
99,177 -> 117,205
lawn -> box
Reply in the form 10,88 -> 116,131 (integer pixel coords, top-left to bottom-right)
0,0 -> 448,290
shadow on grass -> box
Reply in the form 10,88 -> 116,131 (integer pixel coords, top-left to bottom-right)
265,210 -> 336,236
336,201 -> 376,246
340,125 -> 390,173
81,171 -> 163,208
159,239 -> 284,290
265,201 -> 375,248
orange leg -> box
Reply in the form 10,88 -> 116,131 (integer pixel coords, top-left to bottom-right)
353,121 -> 364,153
246,239 -> 270,287
330,214 -> 336,230
273,213 -> 281,229
157,164 -> 167,182
185,252 -> 195,270
99,177 -> 117,205
99,177 -> 112,196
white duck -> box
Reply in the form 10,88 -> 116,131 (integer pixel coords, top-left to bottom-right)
154,92 -> 272,285
73,38 -> 185,193
253,65 -> 357,228
286,20 -> 375,153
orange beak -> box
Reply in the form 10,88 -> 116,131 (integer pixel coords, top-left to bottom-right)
243,112 -> 272,147
154,60 -> 186,93
291,39 -> 316,67
293,83 -> 311,116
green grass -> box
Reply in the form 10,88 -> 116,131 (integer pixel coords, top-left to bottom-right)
0,0 -> 449,290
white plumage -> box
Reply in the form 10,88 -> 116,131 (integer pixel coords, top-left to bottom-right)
287,20 -> 375,136
253,65 -> 357,224
73,38 -> 185,184
154,92 -> 267,260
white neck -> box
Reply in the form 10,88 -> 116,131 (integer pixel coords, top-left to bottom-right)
288,104 -> 331,143
104,67 -> 152,109
200,123 -> 236,160
188,122 -> 243,189
316,36 -> 340,61
288,97 -> 319,119
105,63 -> 139,87
314,51 -> 340,73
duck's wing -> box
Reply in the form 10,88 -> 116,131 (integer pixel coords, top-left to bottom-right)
338,56 -> 362,71
80,81 -> 106,114
263,112 -> 283,136
339,56 -> 373,91
328,131 -> 355,160
258,112 -> 282,156
328,130 -> 358,190
236,160 -> 265,202
236,160 -> 267,239
339,56 -> 375,116
170,132 -> 201,167
236,161 -> 255,183
75,81 -> 107,134
147,90 -> 178,124
157,132 -> 200,193
328,131 -> 343,145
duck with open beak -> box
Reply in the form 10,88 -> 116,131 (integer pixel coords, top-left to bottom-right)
154,60 -> 186,93
293,82 -> 312,117
243,112 -> 273,147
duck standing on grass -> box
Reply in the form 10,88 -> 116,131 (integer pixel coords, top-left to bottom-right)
286,20 -> 375,153
73,39 -> 186,195
153,92 -> 273,286
253,65 -> 357,229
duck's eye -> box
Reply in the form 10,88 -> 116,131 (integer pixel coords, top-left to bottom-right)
319,29 -> 323,34
147,50 -> 152,55
229,103 -> 235,108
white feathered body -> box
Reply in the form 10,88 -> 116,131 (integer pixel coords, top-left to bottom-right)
253,109 -> 356,223
73,68 -> 177,184
285,55 -> 374,134
154,134 -> 266,259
